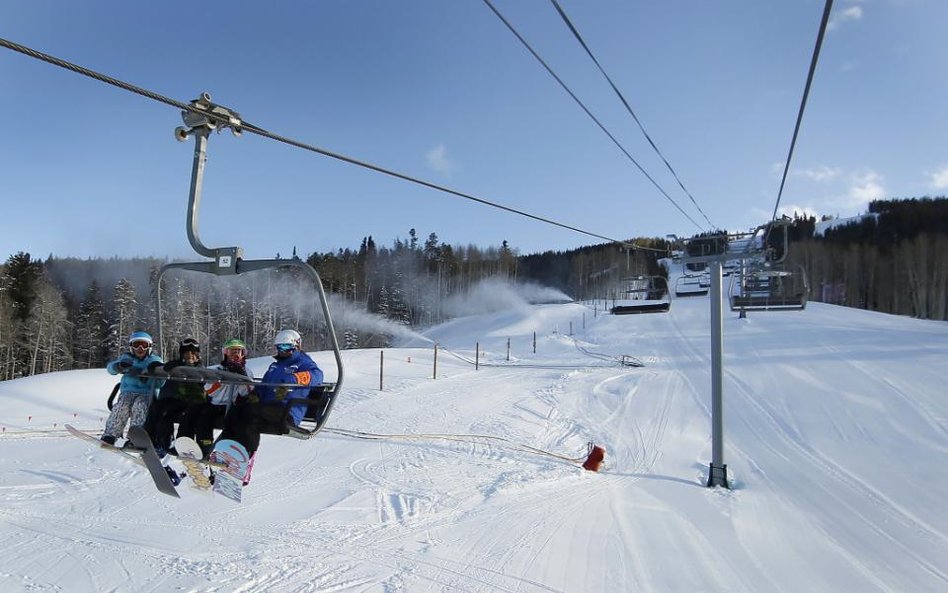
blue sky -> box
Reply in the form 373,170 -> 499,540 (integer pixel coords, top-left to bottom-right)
2,1 -> 946,260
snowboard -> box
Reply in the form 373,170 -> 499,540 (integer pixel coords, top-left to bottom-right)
126,425 -> 181,498
173,436 -> 214,492
209,439 -> 250,503
65,424 -> 145,468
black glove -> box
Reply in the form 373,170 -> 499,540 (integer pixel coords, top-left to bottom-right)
116,360 -> 133,372
147,361 -> 163,373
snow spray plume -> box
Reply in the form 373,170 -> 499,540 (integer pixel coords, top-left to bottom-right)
327,294 -> 433,344
443,278 -> 572,318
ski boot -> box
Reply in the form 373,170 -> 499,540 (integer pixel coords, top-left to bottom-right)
163,465 -> 182,486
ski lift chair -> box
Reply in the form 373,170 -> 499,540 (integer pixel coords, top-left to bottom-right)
729,263 -> 809,311
150,94 -> 345,440
610,275 -> 671,314
675,274 -> 709,297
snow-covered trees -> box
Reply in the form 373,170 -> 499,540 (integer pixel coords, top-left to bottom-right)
109,278 -> 139,359
74,280 -> 108,369
0,254 -> 71,378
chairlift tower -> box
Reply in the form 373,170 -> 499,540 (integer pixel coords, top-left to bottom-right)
155,93 -> 344,437
674,221 -> 791,488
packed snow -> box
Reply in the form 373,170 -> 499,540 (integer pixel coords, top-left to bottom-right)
1,290 -> 947,592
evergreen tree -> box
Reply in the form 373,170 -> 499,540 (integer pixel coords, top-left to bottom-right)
0,253 -> 46,378
110,278 -> 139,358
343,328 -> 359,350
499,240 -> 518,279
74,280 -> 108,369
3,252 -> 42,322
0,268 -> 14,380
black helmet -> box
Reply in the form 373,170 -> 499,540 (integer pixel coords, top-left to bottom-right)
179,337 -> 201,358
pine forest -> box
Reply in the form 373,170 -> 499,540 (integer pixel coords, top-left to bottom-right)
1,197 -> 945,381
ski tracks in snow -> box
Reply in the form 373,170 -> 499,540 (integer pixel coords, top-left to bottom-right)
724,364 -> 948,591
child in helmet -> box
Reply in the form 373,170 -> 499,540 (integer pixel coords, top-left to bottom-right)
100,331 -> 165,445
192,338 -> 255,457
217,329 -> 322,477
145,338 -> 206,456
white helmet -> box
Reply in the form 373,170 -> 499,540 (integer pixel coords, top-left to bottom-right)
273,329 -> 302,351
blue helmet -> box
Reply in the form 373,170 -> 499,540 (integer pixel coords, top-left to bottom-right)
128,331 -> 153,345
128,331 -> 153,354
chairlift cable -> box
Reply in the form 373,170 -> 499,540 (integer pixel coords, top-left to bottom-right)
481,0 -> 704,232
547,0 -> 715,230
236,120 -> 630,246
0,35 -> 646,251
0,37 -> 198,115
767,0 -> 834,239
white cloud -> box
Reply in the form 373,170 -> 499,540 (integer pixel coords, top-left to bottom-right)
425,144 -> 456,176
847,170 -> 885,206
839,60 -> 858,73
829,6 -> 863,30
768,168 -> 883,222
762,166 -> 884,222
794,165 -> 842,182
929,165 -> 948,190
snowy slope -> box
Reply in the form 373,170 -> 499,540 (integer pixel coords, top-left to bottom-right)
1,296 -> 947,592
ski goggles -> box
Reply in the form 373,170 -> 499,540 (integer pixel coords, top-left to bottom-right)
275,343 -> 296,353
180,338 -> 200,349
224,347 -> 246,359
130,341 -> 151,351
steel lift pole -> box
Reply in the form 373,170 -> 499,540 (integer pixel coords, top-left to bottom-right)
707,259 -> 728,488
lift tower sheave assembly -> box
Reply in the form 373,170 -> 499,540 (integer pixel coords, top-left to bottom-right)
156,93 -> 344,438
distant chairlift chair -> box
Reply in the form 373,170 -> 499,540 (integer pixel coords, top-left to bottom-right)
674,273 -> 710,298
729,263 -> 808,312
610,275 -> 671,314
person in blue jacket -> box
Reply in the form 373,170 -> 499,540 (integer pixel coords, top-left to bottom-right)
217,329 -> 322,462
100,331 -> 165,445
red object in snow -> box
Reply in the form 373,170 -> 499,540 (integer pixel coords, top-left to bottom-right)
582,445 -> 605,472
